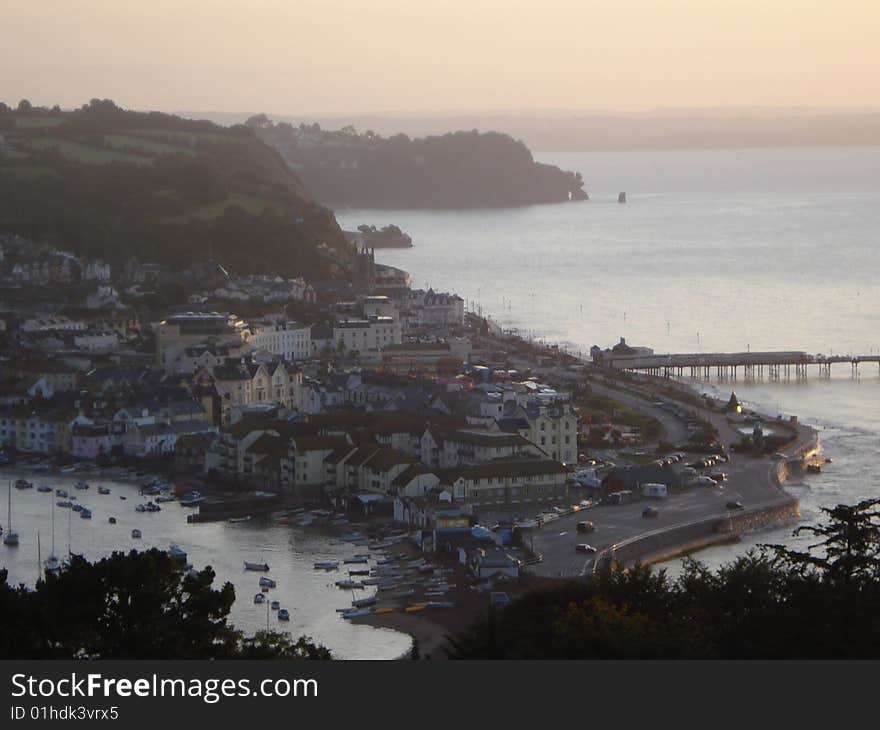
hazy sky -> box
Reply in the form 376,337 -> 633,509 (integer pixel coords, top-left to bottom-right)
2,1 -> 879,115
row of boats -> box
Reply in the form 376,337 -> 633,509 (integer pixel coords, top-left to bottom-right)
246,561 -> 289,620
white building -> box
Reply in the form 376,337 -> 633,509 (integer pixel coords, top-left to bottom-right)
250,321 -> 313,361
332,317 -> 401,354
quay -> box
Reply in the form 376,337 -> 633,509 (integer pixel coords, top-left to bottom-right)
598,350 -> 880,379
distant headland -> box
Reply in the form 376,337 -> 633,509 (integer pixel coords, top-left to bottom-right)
344,224 -> 413,249
245,115 -> 588,209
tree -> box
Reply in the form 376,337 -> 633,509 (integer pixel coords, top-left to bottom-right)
245,113 -> 271,128
0,550 -> 331,659
448,501 -> 880,659
766,498 -> 880,585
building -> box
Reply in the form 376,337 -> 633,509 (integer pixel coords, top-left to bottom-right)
332,317 -> 402,354
250,321 -> 313,361
438,458 -> 571,507
420,427 -> 542,469
123,420 -> 217,457
380,340 -> 472,375
155,312 -> 249,373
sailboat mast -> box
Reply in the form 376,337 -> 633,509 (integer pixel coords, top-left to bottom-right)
51,496 -> 56,556
7,479 -> 11,532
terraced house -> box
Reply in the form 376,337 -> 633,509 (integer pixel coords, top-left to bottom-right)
437,459 -> 571,507
420,427 -> 543,469
196,357 -> 303,423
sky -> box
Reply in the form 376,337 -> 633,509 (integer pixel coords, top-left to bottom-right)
2,1 -> 879,116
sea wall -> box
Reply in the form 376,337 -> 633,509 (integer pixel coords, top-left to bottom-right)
594,498 -> 801,574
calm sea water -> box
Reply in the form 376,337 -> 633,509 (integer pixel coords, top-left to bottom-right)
0,471 -> 411,659
336,146 -> 880,571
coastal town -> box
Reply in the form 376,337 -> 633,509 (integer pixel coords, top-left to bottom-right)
0,230 -> 821,655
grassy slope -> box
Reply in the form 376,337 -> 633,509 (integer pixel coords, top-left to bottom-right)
0,104 -> 350,278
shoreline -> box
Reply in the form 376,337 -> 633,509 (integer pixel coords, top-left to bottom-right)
354,322 -> 820,657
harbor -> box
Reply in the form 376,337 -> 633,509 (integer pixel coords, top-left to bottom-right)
0,467 -> 411,660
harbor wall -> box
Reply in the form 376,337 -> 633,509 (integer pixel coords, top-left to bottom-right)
594,498 -> 801,574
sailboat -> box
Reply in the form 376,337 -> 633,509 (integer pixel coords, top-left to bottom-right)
3,480 -> 19,546
44,496 -> 62,573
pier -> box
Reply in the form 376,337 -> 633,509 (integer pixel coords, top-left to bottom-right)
600,350 -> 880,380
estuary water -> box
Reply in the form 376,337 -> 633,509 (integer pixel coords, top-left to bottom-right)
0,470 -> 410,659
336,146 -> 880,570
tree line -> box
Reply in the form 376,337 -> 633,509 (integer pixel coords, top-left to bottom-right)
448,499 -> 880,658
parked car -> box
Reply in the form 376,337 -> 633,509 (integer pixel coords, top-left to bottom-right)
575,544 -> 597,554
697,476 -> 718,487
709,472 -> 727,482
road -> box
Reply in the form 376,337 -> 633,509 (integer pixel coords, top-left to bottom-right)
502,350 -> 815,578
587,380 -> 690,446
529,448 -> 791,577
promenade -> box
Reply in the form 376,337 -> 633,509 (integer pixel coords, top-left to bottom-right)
528,373 -> 816,578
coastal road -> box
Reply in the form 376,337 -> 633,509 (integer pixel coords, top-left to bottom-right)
530,448 -> 792,578
586,380 -> 691,446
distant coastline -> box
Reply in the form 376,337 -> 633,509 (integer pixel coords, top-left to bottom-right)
179,109 -> 880,153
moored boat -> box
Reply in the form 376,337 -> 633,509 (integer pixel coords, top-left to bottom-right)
73,481 -> 89,490
131,529 -> 142,539
254,593 -> 265,604
97,486 -> 111,495
179,491 -> 205,506
258,576 -> 276,588
168,544 -> 187,562
314,561 -> 339,570
37,485 -> 53,493
244,560 -> 270,571
270,600 -> 280,610
14,479 -> 33,490
79,509 -> 92,519
277,608 -> 290,621
335,579 -> 366,589
341,608 -> 371,619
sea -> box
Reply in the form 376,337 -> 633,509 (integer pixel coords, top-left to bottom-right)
336,145 -> 880,574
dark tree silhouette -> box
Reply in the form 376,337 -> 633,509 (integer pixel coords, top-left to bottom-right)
0,549 -> 330,659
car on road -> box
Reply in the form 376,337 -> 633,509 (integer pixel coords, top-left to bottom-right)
709,472 -> 727,482
642,507 -> 659,519
726,501 -> 744,510
576,521 -> 595,533
575,544 -> 597,554
697,476 -> 718,487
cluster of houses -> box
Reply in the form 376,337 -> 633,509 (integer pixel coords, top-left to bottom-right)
200,392 -> 576,529
0,233 -> 590,532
